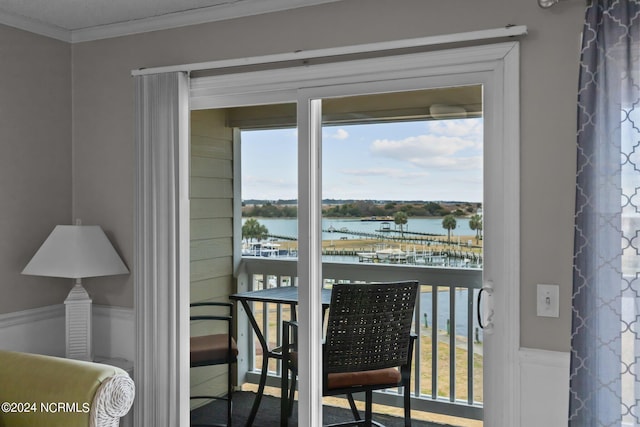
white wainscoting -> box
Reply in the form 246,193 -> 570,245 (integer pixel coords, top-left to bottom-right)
519,347 -> 570,427
93,304 -> 135,361
0,304 -> 135,361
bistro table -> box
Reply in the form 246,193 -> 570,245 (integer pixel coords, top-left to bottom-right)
230,286 -> 332,426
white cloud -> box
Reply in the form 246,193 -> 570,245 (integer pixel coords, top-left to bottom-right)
340,167 -> 431,179
243,175 -> 294,188
426,119 -> 483,140
371,134 -> 476,156
369,133 -> 481,171
325,128 -> 349,140
410,155 -> 482,170
341,167 -> 400,177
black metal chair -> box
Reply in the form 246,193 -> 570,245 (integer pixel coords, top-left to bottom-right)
281,280 -> 419,427
190,302 -> 238,427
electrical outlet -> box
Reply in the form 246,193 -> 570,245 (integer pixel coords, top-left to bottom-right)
536,284 -> 559,318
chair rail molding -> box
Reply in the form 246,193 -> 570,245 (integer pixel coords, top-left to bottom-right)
0,304 -> 134,360
0,303 -> 63,329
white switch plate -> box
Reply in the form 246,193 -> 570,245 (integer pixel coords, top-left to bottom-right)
537,284 -> 559,318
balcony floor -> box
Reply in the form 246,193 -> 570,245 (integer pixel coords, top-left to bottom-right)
241,384 -> 482,427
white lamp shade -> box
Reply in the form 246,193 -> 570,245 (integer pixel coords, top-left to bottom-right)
22,225 -> 129,279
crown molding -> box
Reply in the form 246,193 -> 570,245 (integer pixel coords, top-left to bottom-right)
0,11 -> 70,42
0,0 -> 341,44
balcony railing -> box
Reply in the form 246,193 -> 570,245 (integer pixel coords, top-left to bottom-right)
237,257 -> 484,421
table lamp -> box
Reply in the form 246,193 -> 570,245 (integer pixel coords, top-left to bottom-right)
22,224 -> 129,361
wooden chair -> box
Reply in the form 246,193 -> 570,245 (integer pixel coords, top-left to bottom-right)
190,302 -> 238,427
281,280 -> 419,427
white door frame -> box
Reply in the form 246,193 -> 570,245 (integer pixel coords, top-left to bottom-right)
183,41 -> 521,426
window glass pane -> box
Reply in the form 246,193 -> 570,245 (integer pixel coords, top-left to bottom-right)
320,87 -> 484,269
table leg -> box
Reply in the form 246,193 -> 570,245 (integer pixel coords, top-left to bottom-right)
245,354 -> 270,426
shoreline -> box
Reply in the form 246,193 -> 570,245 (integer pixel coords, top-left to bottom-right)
273,235 -> 482,252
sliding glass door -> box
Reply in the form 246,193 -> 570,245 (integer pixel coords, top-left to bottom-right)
188,42 -> 520,427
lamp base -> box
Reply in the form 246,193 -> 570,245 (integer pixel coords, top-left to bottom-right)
64,281 -> 93,361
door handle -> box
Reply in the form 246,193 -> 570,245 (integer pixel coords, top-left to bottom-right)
477,280 -> 494,334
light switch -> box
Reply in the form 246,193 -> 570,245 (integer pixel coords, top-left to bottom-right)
537,284 -> 559,318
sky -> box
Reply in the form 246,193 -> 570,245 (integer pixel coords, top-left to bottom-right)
241,118 -> 483,202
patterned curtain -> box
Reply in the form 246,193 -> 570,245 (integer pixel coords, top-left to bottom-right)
570,1 -> 640,426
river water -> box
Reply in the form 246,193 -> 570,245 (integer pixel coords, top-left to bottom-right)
245,217 -> 477,243
246,216 -> 481,267
421,288 -> 483,342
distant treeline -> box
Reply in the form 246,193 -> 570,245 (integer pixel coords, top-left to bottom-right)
242,200 -> 481,218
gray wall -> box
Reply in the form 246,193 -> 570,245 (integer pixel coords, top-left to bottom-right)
69,0 -> 583,352
0,25 -> 72,313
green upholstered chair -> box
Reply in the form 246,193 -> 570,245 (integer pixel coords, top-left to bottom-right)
0,350 -> 134,427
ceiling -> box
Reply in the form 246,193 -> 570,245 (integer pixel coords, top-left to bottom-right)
227,86 -> 483,129
0,0 -> 341,43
